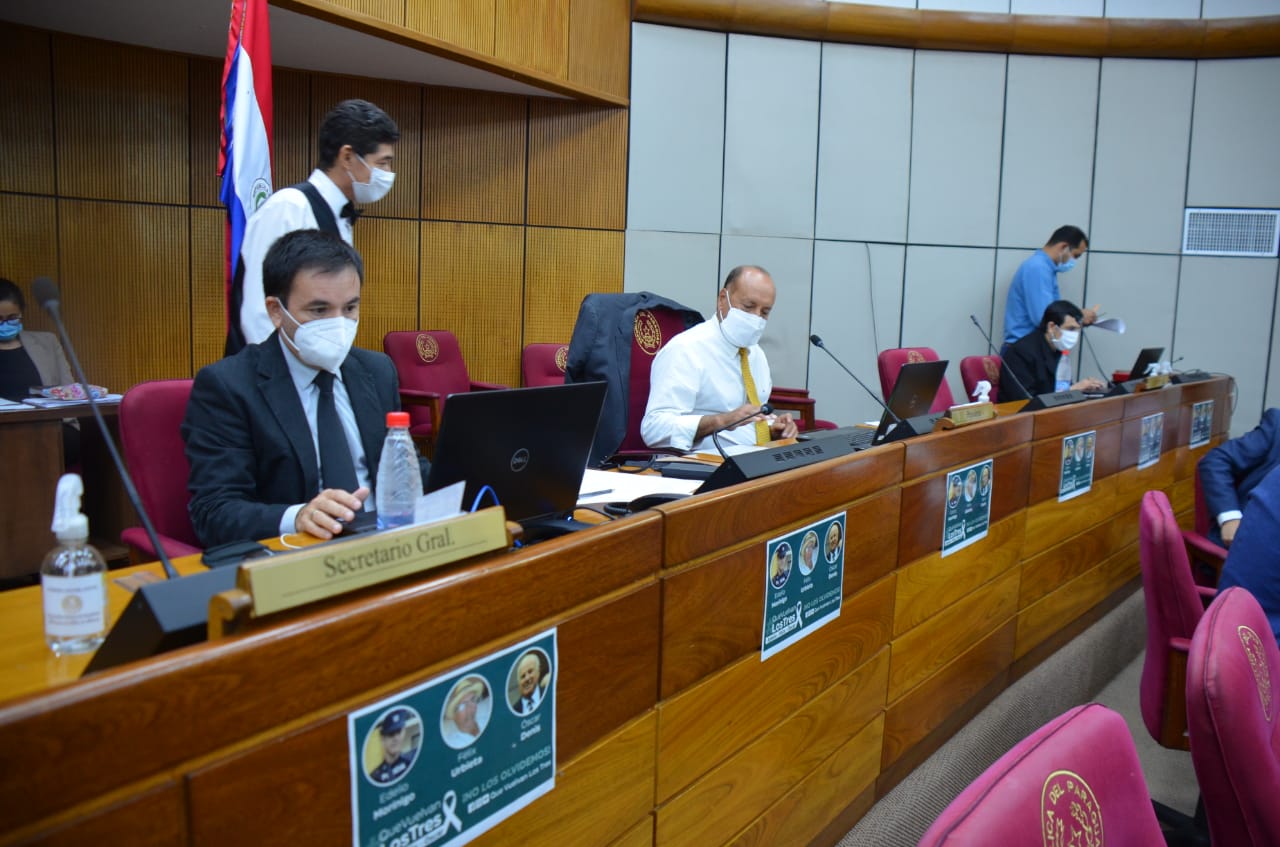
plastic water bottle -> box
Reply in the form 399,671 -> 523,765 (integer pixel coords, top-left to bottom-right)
42,474 -> 108,655
375,411 -> 423,529
1055,352 -> 1072,392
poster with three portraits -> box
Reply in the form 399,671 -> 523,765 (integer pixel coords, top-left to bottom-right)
347,630 -> 557,847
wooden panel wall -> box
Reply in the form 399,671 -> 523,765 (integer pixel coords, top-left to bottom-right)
0,23 -> 628,392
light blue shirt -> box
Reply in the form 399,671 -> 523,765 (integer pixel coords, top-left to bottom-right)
277,335 -> 373,534
1003,250 -> 1059,345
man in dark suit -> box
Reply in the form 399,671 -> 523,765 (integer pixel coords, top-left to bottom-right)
1002,299 -> 1106,399
1199,407 -> 1280,546
183,229 -> 409,548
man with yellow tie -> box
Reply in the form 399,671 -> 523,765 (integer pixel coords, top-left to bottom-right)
641,265 -> 798,452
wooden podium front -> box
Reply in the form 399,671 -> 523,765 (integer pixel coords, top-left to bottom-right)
0,378 -> 1231,846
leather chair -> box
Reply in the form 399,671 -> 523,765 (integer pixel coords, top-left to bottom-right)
877,346 -> 955,413
118,379 -> 202,561
383,330 -> 506,451
959,354 -> 1002,404
1182,467 -> 1227,586
1185,586 -> 1280,847
918,703 -> 1165,846
521,343 -> 568,387
1139,489 -> 1215,751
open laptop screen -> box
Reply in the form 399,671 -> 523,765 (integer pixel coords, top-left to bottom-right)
424,381 -> 607,523
1127,347 -> 1164,380
875,359 -> 949,440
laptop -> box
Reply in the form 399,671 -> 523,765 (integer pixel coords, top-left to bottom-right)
805,359 -> 949,451
424,381 -> 607,528
1126,347 -> 1164,381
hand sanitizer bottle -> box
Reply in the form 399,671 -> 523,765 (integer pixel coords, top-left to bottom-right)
42,473 -> 108,655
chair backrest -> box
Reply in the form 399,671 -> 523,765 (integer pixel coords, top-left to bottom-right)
619,306 -> 695,452
1193,465 -> 1213,538
521,343 -> 568,388
878,347 -> 955,413
959,354 -> 1002,404
1138,489 -> 1205,747
383,330 -> 471,433
119,379 -> 199,547
918,703 -> 1165,846
1186,587 -> 1280,847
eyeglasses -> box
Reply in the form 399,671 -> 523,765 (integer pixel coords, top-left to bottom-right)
0,316 -> 20,326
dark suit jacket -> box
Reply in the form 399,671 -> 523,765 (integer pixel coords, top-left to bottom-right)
1200,407 -> 1280,529
1001,329 -> 1059,399
182,332 -> 401,547
565,292 -> 702,466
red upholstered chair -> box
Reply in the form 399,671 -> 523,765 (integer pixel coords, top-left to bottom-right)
766,386 -> 837,432
1182,467 -> 1227,586
521,343 -> 568,388
618,306 -> 695,454
918,703 -> 1165,846
1139,489 -> 1215,751
118,379 -> 202,561
959,354 -> 1002,404
383,331 -> 507,451
1185,587 -> 1280,847
877,347 -> 955,413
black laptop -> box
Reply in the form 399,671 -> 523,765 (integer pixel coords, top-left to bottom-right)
806,359 -> 949,451
425,381 -> 607,529
1126,347 -> 1164,381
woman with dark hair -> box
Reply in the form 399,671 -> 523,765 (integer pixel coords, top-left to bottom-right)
0,277 -> 80,463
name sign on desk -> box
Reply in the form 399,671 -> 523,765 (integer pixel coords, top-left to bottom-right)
241,507 -> 508,616
941,459 -> 993,557
348,629 -> 557,847
1138,412 -> 1165,470
761,513 -> 845,661
1058,431 -> 1096,502
1190,400 -> 1214,448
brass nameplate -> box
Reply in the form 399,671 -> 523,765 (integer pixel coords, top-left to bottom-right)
1143,373 -> 1171,390
238,506 -> 508,616
948,402 -> 995,426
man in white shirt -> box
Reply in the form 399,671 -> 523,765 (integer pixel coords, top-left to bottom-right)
229,99 -> 399,352
642,265 -> 798,453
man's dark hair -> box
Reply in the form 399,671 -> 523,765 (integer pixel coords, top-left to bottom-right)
316,99 -> 400,169
262,230 -> 364,306
723,265 -> 770,290
0,278 -> 24,311
1039,299 -> 1084,332
1048,225 -> 1088,249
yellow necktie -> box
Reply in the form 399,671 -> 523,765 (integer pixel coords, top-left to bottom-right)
738,347 -> 770,445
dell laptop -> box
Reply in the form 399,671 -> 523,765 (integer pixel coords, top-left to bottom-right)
807,359 -> 949,451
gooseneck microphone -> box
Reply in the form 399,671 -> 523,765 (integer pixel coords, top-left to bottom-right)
967,315 -> 1035,402
33,277 -> 179,580
808,335 -> 901,424
711,403 -> 775,462
1079,328 -> 1113,386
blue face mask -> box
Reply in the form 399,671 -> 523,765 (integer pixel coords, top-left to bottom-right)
1055,257 -> 1076,274
0,321 -> 20,341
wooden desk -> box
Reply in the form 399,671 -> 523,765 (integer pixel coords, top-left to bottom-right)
0,379 -> 1232,846
0,402 -> 135,579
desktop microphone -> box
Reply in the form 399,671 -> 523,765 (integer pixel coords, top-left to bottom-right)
33,277 -> 179,580
808,335 -> 901,424
710,403 -> 774,462
1080,328 -> 1114,385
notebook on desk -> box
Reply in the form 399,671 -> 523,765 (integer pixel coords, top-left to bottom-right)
424,381 -> 607,525
806,359 -> 949,451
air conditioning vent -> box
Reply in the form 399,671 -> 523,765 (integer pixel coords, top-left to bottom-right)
1183,208 -> 1280,257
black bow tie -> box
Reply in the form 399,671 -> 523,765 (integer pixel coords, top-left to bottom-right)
341,203 -> 363,223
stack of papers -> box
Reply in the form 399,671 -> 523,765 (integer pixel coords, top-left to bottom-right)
21,394 -> 122,409
577,468 -> 702,505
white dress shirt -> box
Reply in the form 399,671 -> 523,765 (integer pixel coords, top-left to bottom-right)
277,335 -> 372,534
641,317 -> 773,453
238,170 -> 355,345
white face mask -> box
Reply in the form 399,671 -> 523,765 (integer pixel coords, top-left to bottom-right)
280,306 -> 358,373
1051,327 -> 1080,352
348,154 -> 395,204
717,298 -> 767,349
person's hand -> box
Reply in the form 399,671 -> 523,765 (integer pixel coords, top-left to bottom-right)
1071,377 -> 1106,393
721,403 -> 766,431
1221,518 -> 1240,547
770,412 -> 798,440
1082,304 -> 1102,325
296,486 -> 370,539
